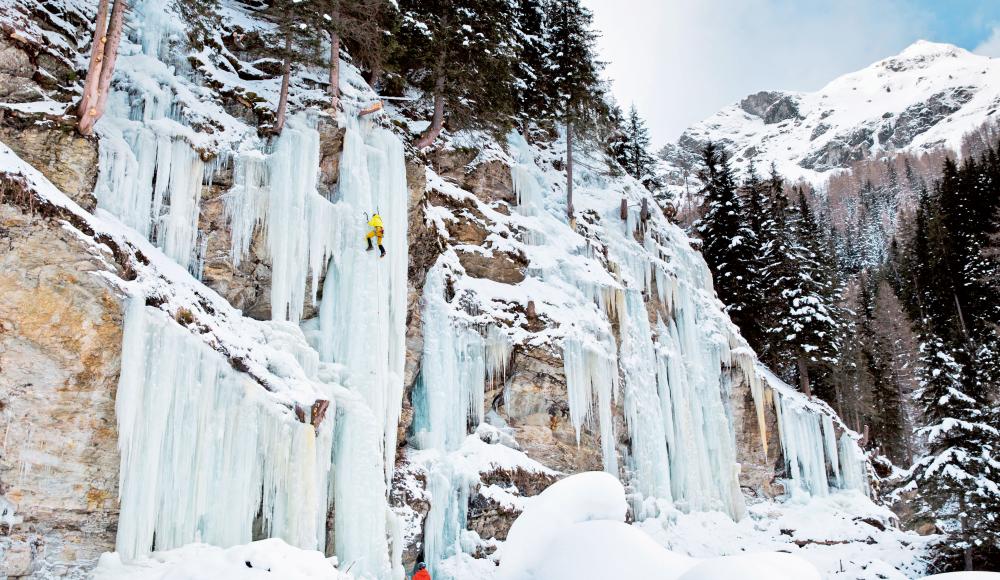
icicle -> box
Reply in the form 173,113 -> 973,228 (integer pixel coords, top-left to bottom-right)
264,117 -> 342,322
224,150 -> 268,267
331,392 -> 393,579
654,311 -> 745,520
485,325 -> 513,387
772,391 -> 830,498
93,0 -> 208,272
562,331 -> 619,474
822,414 -> 843,488
415,265 -> 486,452
740,357 -> 769,459
223,115 -> 348,324
838,434 -> 869,496
508,132 -> 545,215
410,264 -> 496,580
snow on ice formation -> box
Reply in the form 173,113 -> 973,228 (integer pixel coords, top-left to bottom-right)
92,0 -> 244,273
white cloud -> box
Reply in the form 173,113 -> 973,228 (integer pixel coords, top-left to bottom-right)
586,0 -> 936,145
974,26 -> 1000,57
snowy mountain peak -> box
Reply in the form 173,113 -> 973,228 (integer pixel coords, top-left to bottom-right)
661,40 -> 1000,197
892,39 -> 967,62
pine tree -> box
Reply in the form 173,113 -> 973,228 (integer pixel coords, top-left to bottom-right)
767,188 -> 842,398
896,146 -> 1000,569
694,143 -> 757,333
908,331 -> 1000,570
734,162 -> 778,356
321,0 -> 393,108
512,0 -> 549,130
269,0 -> 326,133
542,0 -> 605,224
859,274 -> 906,460
612,105 -> 662,192
604,104 -> 627,179
400,0 -> 519,148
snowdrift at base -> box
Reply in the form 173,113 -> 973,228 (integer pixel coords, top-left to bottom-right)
92,538 -> 349,580
497,472 -> 821,580
921,574 -> 1000,579
678,553 -> 822,580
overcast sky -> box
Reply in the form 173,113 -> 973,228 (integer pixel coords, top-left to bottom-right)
585,0 -> 1000,147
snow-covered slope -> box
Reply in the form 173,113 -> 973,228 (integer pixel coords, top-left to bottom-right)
660,41 -> 1000,197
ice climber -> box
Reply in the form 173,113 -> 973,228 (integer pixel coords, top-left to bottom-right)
412,562 -> 430,580
366,213 -> 386,257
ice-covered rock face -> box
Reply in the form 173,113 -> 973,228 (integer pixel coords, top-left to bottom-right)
660,40 -> 1000,198
408,127 -> 870,579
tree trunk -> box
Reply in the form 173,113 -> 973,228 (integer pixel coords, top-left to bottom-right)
78,0 -> 126,136
566,120 -> 575,228
274,33 -> 293,135
959,493 -> 974,570
796,355 -> 813,398
368,63 -> 383,90
415,69 -> 446,149
77,0 -> 110,119
327,0 -> 341,109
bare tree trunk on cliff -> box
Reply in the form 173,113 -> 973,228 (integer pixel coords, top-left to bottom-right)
78,0 -> 126,136
77,0 -> 109,118
415,50 -> 447,149
274,33 -> 293,134
797,355 -> 813,398
327,0 -> 341,109
566,120 -> 575,228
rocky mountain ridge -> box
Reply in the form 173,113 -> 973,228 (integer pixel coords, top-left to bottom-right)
659,41 -> 1000,199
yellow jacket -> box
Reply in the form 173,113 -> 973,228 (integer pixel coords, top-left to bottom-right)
369,214 -> 384,229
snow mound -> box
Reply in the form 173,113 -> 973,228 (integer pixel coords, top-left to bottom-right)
499,471 -> 628,578
92,538 -> 349,580
678,553 -> 821,580
524,520 -> 695,580
498,472 -> 821,580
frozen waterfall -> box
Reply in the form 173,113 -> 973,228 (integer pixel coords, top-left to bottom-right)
316,115 -> 409,481
112,112 -> 412,579
772,389 -> 869,498
224,115 -> 346,323
115,301 -> 335,561
410,264 -> 514,580
510,130 -> 749,521
93,0 -> 210,272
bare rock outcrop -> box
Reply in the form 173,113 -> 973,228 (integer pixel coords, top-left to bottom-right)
0,201 -> 124,578
0,113 -> 97,211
